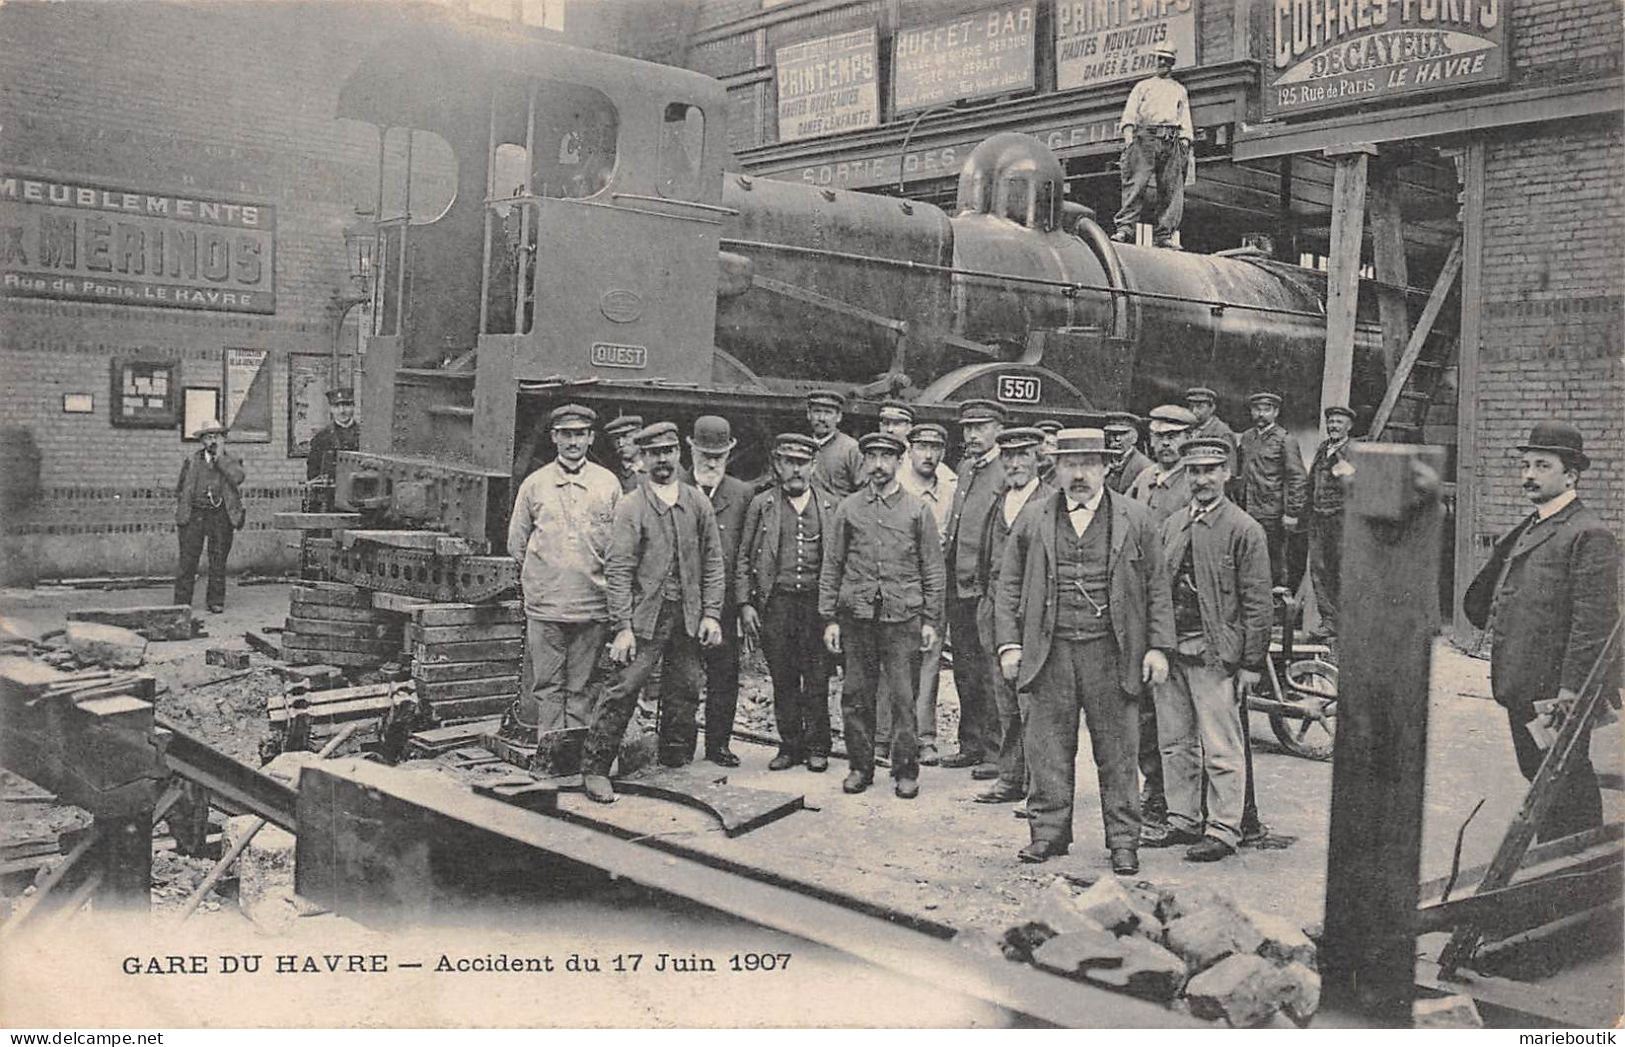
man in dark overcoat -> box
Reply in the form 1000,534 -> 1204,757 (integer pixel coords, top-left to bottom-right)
688,415 -> 754,767
174,419 -> 246,614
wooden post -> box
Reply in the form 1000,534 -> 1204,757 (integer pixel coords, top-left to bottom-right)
1321,443 -> 1445,1024
1369,158 -> 1410,381
1322,145 -> 1376,415
1452,142 -> 1487,644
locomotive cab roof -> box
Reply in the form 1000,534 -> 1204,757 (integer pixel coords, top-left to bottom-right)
954,132 -> 1066,234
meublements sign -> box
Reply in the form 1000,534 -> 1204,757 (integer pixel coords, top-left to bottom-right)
1264,0 -> 1507,116
1055,0 -> 1198,91
0,174 -> 276,313
893,3 -> 1036,112
776,27 -> 880,143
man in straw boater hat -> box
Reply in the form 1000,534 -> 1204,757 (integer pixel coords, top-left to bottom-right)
580,422 -> 725,803
737,434 -> 839,772
1464,421 -> 1619,841
819,432 -> 945,799
994,428 -> 1172,874
687,415 -> 754,767
806,388 -> 865,501
1144,435 -> 1272,863
173,418 -> 246,615
1305,404 -> 1358,642
505,403 -> 622,774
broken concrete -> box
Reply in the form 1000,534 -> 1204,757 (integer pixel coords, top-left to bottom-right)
1081,935 -> 1188,1002
0,616 -> 49,646
1074,875 -> 1147,935
1164,903 -> 1265,974
1413,994 -> 1484,1028
223,815 -> 322,934
64,622 -> 147,669
1021,877 -> 1108,936
1246,909 -> 1318,968
1277,961 -> 1321,1025
952,927 -> 1009,961
206,648 -> 251,669
1185,953 -> 1290,1027
1156,881 -> 1233,924
1031,927 -> 1126,978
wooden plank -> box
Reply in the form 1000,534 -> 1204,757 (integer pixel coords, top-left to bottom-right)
244,630 -> 283,659
407,622 -> 524,644
281,648 -> 392,668
417,675 -> 519,702
1371,237 -> 1463,439
1320,146 -> 1372,415
413,660 -> 522,684
1452,141 -> 1486,644
1418,821 -> 1625,902
1369,158 -> 1410,381
371,591 -> 432,614
265,682 -> 397,710
1320,444 -> 1444,1023
415,638 -> 523,663
285,617 -> 400,641
290,583 -> 374,609
406,717 -> 501,756
289,601 -> 392,624
1414,854 -> 1621,935
1417,960 -> 1619,1030
280,634 -> 399,654
410,601 -> 524,626
269,694 -> 397,725
65,605 -> 194,641
428,695 -> 514,721
273,512 -> 364,530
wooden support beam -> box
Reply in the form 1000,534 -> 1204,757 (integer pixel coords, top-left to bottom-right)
1452,142 -> 1486,644
1371,238 -> 1464,438
1321,147 -> 1374,415
1369,159 -> 1410,381
1321,444 -> 1444,1024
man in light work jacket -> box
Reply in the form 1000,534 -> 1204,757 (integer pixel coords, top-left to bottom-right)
995,429 -> 1172,874
581,422 -> 725,802
1113,44 -> 1192,248
1236,391 -> 1308,588
807,389 -> 865,501
890,421 -> 958,766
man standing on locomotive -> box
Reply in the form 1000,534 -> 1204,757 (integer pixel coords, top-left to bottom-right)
581,422 -> 725,802
603,414 -> 645,493
738,434 -> 836,773
688,416 -> 753,768
941,400 -> 1008,775
1236,391 -> 1308,588
506,404 -> 622,775
1113,44 -> 1192,249
807,389 -> 865,501
820,432 -> 945,799
1144,436 -> 1272,863
889,421 -> 957,766
1104,412 -> 1152,494
1306,405 -> 1357,642
994,429 -> 1172,873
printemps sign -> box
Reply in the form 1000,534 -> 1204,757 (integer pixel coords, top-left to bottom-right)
1265,0 -> 1506,116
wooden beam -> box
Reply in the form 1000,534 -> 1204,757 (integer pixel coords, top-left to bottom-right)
1321,444 -> 1445,1023
1371,237 -> 1464,438
1452,142 -> 1486,644
1369,159 -> 1411,380
1321,147 -> 1373,414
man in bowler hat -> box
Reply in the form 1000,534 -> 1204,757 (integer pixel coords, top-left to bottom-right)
688,415 -> 754,766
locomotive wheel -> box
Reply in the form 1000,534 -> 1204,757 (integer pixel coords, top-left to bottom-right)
1267,658 -> 1338,761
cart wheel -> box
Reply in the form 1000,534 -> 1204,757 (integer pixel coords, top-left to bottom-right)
1268,658 -> 1338,761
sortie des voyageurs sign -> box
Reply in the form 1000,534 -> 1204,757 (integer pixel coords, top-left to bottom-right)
1264,0 -> 1507,117
776,27 -> 880,143
893,3 -> 1037,113
1055,0 -> 1198,91
0,173 -> 276,314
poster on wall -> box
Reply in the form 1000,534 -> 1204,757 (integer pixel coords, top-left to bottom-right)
222,347 -> 272,443
287,352 -> 332,458
108,358 -> 177,429
893,3 -> 1036,112
1054,0 -> 1198,90
182,387 -> 221,440
0,174 -> 276,314
1263,0 -> 1508,117
775,27 -> 880,143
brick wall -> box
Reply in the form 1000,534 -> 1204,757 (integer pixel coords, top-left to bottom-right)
1510,0 -> 1625,85
1472,116 -> 1625,560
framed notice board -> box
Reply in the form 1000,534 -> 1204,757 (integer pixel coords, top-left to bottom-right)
287,352 -> 331,458
109,358 -> 178,429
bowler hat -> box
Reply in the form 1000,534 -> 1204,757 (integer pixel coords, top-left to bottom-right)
774,433 -> 817,461
1247,391 -> 1282,409
688,415 -> 737,453
878,399 -> 914,424
858,432 -> 906,456
1147,404 -> 1198,433
194,419 -> 228,438
1053,428 -> 1109,457
325,387 -> 355,407
1184,386 -> 1217,404
1516,421 -> 1590,471
634,421 -> 681,450
603,414 -> 643,437
806,389 -> 846,410
909,422 -> 948,445
958,399 -> 1007,424
1323,405 -> 1356,422
1180,436 -> 1231,466
997,427 -> 1045,451
549,403 -> 598,430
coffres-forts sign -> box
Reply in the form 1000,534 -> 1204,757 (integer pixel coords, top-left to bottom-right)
1265,0 -> 1507,116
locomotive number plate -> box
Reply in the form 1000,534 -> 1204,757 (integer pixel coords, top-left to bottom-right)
591,343 -> 648,369
997,374 -> 1041,404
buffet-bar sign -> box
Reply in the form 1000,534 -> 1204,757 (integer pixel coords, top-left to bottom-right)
776,27 -> 881,143
1265,0 -> 1507,116
1055,0 -> 1198,90
893,3 -> 1036,113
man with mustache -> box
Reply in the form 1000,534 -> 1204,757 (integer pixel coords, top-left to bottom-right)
1104,412 -> 1152,495
1236,391 -> 1308,588
1464,421 -> 1618,841
807,389 -> 865,501
1183,387 -> 1236,458
174,419 -> 245,615
738,434 -> 837,772
995,429 -> 1172,873
1035,419 -> 1062,486
892,421 -> 958,766
581,422 -> 725,802
1128,405 -> 1197,523
603,414 -> 645,493
688,416 -> 753,767
820,432 -> 945,799
1306,404 -> 1357,642
1146,435 -> 1273,863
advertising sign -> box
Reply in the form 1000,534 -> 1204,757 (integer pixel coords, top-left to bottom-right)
1265,0 -> 1507,116
0,173 -> 276,314
1055,0 -> 1198,91
776,27 -> 881,143
893,3 -> 1036,112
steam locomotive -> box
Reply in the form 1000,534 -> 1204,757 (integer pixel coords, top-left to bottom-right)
330,14 -> 1388,553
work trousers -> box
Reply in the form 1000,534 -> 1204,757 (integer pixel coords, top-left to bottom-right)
1157,656 -> 1246,847
841,614 -> 921,781
174,506 -> 235,609
1023,636 -> 1140,850
582,600 -> 702,775
876,628 -> 941,755
523,619 -> 608,731
1114,130 -> 1187,245
948,595 -> 998,760
761,592 -> 831,758
1508,706 -> 1602,842
977,602 -> 1025,791
1256,516 -> 1298,590
1309,512 -> 1343,635
1139,692 -> 1165,817
702,609 -> 740,754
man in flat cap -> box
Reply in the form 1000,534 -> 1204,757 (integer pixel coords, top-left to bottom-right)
995,429 -> 1172,873
1146,435 -> 1272,863
1035,419 -> 1063,486
1464,422 -> 1619,841
174,419 -> 246,615
506,404 -> 622,774
820,432 -> 945,799
972,427 -> 1053,804
1306,405 -> 1358,642
941,399 -> 1008,774
1128,405 -> 1198,523
1183,387 -> 1236,454
1104,412 -> 1152,495
891,421 -> 958,765
877,398 -> 915,443
688,416 -> 754,767
581,422 -> 726,801
1236,391 -> 1308,588
807,389 -> 865,501
1113,44 -> 1192,249
305,387 -> 360,489
603,414 -> 646,493
738,434 -> 838,772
